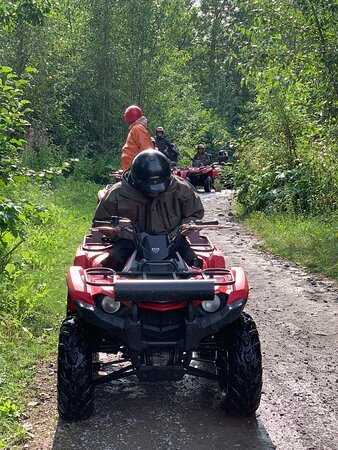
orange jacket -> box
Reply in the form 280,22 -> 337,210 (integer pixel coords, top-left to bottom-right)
121,117 -> 153,171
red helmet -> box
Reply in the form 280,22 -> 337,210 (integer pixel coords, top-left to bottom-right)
124,105 -> 142,124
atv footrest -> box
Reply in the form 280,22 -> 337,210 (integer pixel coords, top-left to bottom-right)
94,364 -> 135,385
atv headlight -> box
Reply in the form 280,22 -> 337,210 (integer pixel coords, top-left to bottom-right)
202,294 -> 221,313
101,296 -> 121,314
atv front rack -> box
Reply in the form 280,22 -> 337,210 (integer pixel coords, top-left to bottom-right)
84,267 -> 235,285
84,267 -> 235,303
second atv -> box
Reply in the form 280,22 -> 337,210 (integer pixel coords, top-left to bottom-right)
175,161 -> 221,192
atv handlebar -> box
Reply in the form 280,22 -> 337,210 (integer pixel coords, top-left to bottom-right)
92,217 -> 225,247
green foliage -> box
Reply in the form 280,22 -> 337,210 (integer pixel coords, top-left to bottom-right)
229,0 -> 337,215
151,50 -> 228,163
0,396 -> 26,448
0,65 -> 80,273
244,211 -> 338,280
0,66 -> 32,184
0,0 -> 52,30
72,151 -> 118,184
0,179 -> 98,447
235,164 -> 338,215
216,163 -> 235,191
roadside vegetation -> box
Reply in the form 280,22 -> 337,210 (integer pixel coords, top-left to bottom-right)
242,212 -> 337,280
0,180 -> 97,447
0,0 -> 336,445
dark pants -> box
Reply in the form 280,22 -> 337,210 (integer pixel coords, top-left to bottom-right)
103,236 -> 199,271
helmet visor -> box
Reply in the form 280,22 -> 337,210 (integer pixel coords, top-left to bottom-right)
140,177 -> 171,194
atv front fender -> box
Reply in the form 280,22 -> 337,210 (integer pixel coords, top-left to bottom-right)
228,267 -> 249,304
67,266 -> 93,311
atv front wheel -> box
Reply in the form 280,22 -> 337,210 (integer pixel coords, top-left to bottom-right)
204,176 -> 212,193
218,313 -> 262,416
57,315 -> 94,421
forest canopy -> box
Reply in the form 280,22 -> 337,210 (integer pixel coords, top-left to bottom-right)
0,0 -> 337,208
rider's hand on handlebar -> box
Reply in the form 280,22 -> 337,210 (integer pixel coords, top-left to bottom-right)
180,222 -> 199,236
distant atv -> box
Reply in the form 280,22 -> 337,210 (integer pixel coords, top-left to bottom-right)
57,213 -> 262,421
175,161 -> 221,192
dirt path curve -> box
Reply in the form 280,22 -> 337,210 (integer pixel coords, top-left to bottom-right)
24,191 -> 337,450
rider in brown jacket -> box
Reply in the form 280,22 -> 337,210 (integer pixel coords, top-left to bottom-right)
94,150 -> 204,269
192,143 -> 211,166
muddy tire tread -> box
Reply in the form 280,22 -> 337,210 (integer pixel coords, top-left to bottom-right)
57,315 -> 93,421
220,312 -> 262,416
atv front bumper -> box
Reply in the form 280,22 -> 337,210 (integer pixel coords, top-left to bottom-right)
75,298 -> 246,352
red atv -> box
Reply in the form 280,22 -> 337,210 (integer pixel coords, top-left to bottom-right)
174,161 -> 221,192
57,218 -> 262,421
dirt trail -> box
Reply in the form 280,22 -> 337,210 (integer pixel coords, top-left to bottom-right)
24,191 -> 337,450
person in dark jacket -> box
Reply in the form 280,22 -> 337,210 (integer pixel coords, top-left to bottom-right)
192,143 -> 211,166
94,150 -> 204,270
167,144 -> 178,165
154,126 -> 177,163
218,149 -> 229,164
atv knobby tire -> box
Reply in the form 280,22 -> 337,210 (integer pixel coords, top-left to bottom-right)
204,176 -> 212,193
57,315 -> 94,421
218,312 -> 262,416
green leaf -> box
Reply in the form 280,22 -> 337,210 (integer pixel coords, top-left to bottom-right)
25,67 -> 38,73
0,67 -> 13,73
5,263 -> 16,275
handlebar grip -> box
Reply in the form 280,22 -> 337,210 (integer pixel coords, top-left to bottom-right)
195,220 -> 219,225
92,220 -> 113,227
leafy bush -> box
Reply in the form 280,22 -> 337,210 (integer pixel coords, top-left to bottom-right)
20,128 -> 69,170
0,66 -> 79,273
234,156 -> 337,215
73,151 -> 118,184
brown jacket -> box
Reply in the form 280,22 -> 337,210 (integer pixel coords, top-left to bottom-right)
192,151 -> 211,166
121,117 -> 153,171
94,174 -> 204,234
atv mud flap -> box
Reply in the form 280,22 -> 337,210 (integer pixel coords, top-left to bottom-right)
74,298 -> 247,352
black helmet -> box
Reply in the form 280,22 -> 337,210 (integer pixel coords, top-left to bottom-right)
130,149 -> 171,194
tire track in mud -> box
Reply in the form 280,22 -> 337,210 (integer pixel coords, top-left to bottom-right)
25,191 -> 337,450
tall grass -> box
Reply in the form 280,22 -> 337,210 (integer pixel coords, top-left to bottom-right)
0,178 -> 99,447
243,212 -> 337,280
